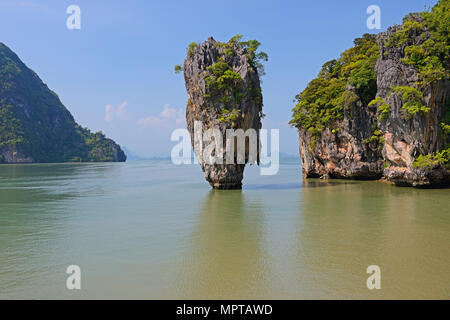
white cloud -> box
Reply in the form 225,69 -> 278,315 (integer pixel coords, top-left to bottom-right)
105,101 -> 128,122
117,101 -> 128,116
105,105 -> 114,122
161,104 -> 176,118
175,108 -> 185,125
138,104 -> 185,128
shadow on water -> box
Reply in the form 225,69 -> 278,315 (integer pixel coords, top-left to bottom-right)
301,178 -> 359,188
0,163 -> 123,203
0,162 -> 124,182
172,189 -> 270,299
245,183 -> 301,190
245,179 -> 358,190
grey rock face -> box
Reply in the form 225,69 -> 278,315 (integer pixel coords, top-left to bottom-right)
297,14 -> 449,187
183,37 -> 263,189
376,18 -> 450,187
299,86 -> 384,180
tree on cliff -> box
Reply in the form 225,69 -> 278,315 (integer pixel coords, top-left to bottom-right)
289,0 -> 449,186
0,42 -> 126,163
178,35 -> 267,189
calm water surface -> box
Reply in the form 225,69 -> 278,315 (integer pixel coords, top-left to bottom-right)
0,160 -> 449,299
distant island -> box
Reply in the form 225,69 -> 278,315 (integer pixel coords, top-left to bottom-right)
290,0 -> 449,187
0,43 -> 126,164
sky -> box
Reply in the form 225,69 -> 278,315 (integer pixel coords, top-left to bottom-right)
0,0 -> 438,157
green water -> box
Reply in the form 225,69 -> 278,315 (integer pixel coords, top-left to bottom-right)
0,160 -> 449,299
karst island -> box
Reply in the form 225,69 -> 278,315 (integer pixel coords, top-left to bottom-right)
290,0 -> 449,188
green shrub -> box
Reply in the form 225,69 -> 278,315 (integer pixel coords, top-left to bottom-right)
228,34 -> 244,45
224,48 -> 233,56
176,35 -> 267,113
174,64 -> 182,74
413,148 -> 450,169
205,59 -> 244,105
441,98 -> 450,138
226,35 -> 268,76
369,97 -> 391,120
0,43 -> 125,163
218,108 -> 240,123
177,34 -> 268,78
363,129 -> 385,152
392,86 -> 430,117
387,1 -> 450,86
290,33 -> 379,135
442,122 -> 450,135
337,90 -> 359,110
187,42 -> 198,57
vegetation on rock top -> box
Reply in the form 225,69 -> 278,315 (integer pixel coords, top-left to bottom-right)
385,0 -> 449,86
289,33 -> 379,141
290,0 -> 449,170
176,35 -> 267,124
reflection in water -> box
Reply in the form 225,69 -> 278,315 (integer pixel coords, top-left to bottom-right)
173,190 -> 270,299
295,181 -> 450,299
0,163 -> 123,203
245,183 -> 301,190
0,161 -> 449,299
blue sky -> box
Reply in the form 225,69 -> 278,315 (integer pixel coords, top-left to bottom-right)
0,0 -> 437,156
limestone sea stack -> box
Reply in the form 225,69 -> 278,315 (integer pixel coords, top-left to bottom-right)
181,36 -> 266,189
290,1 -> 449,187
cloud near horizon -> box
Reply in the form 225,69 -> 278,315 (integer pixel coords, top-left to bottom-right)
105,101 -> 128,122
138,104 -> 184,127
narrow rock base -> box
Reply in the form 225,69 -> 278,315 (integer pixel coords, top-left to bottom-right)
210,182 -> 243,190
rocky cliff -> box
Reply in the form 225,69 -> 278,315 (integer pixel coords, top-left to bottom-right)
291,0 -> 449,187
181,36 -> 266,189
297,83 -> 385,180
0,42 -> 126,163
291,34 -> 385,180
376,12 -> 450,186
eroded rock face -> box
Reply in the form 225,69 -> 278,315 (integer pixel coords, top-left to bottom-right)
296,13 -> 449,188
376,18 -> 450,187
183,37 -> 263,189
298,87 -> 384,180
